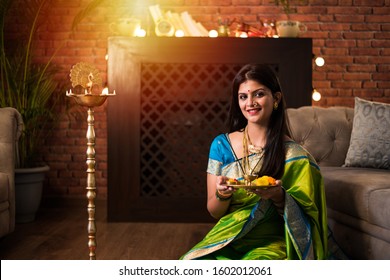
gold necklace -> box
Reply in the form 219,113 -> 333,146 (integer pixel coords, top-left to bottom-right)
242,126 -> 264,185
246,126 -> 264,154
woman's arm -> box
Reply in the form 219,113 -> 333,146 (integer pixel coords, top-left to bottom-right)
206,173 -> 235,219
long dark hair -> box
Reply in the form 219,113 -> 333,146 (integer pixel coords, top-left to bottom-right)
228,64 -> 290,179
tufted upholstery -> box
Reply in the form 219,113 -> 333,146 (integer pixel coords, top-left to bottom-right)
0,107 -> 23,238
287,106 -> 354,166
286,106 -> 390,260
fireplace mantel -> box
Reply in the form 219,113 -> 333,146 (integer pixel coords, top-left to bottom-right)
107,37 -> 312,222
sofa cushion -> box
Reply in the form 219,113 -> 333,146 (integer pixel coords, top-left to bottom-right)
344,97 -> 390,169
322,166 -> 390,230
287,106 -> 354,166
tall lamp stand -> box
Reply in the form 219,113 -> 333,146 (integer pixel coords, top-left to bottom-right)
66,93 -> 115,259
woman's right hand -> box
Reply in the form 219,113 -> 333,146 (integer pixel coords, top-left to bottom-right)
216,176 -> 235,197
207,174 -> 234,219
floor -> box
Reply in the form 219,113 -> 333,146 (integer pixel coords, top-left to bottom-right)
0,198 -> 214,260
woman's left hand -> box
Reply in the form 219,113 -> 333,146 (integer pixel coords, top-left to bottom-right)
250,179 -> 284,202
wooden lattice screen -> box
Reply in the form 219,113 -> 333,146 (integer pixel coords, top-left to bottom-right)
140,63 -> 240,198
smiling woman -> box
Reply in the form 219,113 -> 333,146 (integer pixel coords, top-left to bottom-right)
180,64 -> 330,260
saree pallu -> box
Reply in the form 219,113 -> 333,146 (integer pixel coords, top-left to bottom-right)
180,134 -> 328,260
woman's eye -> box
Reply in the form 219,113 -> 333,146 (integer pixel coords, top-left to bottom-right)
253,91 -> 265,97
239,94 -> 247,100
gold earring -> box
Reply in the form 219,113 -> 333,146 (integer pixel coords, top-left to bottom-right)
273,102 -> 278,110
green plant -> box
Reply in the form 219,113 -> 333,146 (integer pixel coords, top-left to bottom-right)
273,0 -> 304,18
0,0 -> 121,168
0,0 -> 62,168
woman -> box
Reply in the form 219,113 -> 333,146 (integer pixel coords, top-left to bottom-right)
181,64 -> 328,260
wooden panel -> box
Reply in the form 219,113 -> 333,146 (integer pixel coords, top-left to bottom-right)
107,37 -> 312,222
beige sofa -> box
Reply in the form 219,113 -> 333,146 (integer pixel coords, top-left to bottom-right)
0,107 -> 23,238
287,106 -> 390,260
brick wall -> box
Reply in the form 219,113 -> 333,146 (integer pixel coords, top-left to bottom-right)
5,0 -> 389,199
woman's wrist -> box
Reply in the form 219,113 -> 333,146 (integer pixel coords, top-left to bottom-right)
215,189 -> 232,201
272,188 -> 285,208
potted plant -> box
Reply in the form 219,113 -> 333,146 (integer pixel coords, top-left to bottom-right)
0,0 -> 61,223
272,0 -> 307,37
0,0 -> 57,223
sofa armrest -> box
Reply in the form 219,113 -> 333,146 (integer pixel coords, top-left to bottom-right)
0,107 -> 24,174
0,107 -> 23,237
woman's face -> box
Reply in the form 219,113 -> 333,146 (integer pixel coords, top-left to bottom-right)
238,79 -> 275,126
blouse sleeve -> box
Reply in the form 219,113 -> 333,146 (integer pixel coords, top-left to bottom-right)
206,134 -> 225,176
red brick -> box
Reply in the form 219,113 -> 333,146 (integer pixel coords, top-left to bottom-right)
378,65 -> 390,72
354,0 -> 385,6
354,57 -> 370,63
374,32 -> 390,39
356,40 -> 372,48
343,73 -> 371,80
351,23 -> 381,31
329,32 -> 343,39
377,82 -> 390,89
323,48 -> 348,55
325,39 -> 356,48
325,56 -> 354,64
334,15 -> 365,23
347,64 -> 377,72
327,73 -> 343,80
365,15 -> 390,23
372,73 -> 390,81
343,32 -> 374,39
373,7 -> 390,14
350,48 -> 380,56
354,89 -> 385,98
320,23 -> 351,31
372,40 -> 390,47
369,57 -> 390,63
332,81 -> 362,88
363,81 -> 378,88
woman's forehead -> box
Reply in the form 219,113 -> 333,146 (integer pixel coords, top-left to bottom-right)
238,80 -> 269,92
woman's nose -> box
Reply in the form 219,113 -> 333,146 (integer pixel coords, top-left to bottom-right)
247,95 -> 254,105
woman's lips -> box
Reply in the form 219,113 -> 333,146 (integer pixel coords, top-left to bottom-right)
247,108 -> 260,115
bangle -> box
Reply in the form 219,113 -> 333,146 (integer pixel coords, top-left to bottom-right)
215,190 -> 232,201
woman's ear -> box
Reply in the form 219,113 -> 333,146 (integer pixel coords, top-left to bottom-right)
274,92 -> 282,105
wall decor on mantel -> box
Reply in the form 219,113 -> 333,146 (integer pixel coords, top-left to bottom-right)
107,37 -> 312,222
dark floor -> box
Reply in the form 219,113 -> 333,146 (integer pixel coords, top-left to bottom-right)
0,198 -> 214,260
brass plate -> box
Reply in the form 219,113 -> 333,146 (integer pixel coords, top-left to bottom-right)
227,184 -> 276,189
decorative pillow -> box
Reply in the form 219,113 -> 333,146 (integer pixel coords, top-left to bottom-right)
344,97 -> 390,169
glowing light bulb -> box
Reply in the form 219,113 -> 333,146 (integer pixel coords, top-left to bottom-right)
312,89 -> 321,101
239,32 -> 248,38
136,28 -> 147,37
175,29 -> 185,37
315,57 -> 325,67
208,30 -> 218,38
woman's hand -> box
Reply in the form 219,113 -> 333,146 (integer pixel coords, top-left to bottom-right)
216,176 -> 235,197
250,179 -> 284,203
207,174 -> 236,219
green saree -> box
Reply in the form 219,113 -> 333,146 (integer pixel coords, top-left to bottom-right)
180,134 -> 328,260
